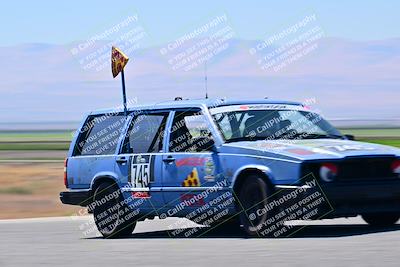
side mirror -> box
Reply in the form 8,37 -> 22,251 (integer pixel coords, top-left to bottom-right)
344,134 -> 355,141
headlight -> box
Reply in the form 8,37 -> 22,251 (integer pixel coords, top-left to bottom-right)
391,160 -> 400,177
319,163 -> 338,182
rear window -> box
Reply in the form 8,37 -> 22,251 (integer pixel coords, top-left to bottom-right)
74,114 -> 126,156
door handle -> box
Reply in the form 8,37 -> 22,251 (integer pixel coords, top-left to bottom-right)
163,156 -> 175,163
116,156 -> 128,164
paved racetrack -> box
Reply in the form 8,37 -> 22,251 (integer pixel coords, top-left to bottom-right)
0,216 -> 399,267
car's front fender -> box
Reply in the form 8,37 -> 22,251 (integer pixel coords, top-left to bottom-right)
231,164 -> 275,189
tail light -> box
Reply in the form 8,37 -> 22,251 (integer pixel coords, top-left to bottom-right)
392,160 -> 400,177
319,163 -> 338,182
64,158 -> 68,188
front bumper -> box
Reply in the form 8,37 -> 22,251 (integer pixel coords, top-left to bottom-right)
277,180 -> 400,217
60,190 -> 91,206
320,180 -> 400,216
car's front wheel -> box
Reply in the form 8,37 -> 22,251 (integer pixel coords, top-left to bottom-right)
362,213 -> 400,227
237,175 -> 272,236
92,182 -> 136,238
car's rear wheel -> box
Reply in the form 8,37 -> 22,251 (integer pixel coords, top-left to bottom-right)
92,182 -> 136,238
362,213 -> 400,227
237,175 -> 271,236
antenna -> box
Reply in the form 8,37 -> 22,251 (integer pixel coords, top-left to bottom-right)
204,61 -> 208,99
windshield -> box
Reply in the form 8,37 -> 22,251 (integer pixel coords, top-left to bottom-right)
210,105 -> 342,142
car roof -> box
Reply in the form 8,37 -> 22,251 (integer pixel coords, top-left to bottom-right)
90,98 -> 303,115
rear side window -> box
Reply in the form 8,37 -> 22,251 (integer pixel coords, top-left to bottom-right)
122,113 -> 169,153
74,114 -> 126,156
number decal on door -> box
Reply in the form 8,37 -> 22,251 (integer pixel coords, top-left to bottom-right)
131,155 -> 154,188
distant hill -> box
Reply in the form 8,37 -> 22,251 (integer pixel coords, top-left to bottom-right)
0,37 -> 399,123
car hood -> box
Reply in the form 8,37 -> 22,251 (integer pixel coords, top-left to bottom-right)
221,139 -> 400,161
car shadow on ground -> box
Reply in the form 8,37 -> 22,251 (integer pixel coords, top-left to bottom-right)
86,223 -> 400,239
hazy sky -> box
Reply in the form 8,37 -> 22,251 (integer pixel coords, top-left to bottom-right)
1,0 -> 399,46
1,1 -> 400,123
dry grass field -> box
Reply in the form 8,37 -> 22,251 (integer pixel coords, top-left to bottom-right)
0,163 -> 81,219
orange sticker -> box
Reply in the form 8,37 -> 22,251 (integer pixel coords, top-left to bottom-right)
182,168 -> 201,187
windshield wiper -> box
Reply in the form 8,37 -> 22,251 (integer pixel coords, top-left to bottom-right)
285,133 -> 343,140
225,136 -> 268,143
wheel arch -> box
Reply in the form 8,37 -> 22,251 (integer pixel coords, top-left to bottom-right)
232,165 -> 275,195
90,172 -> 120,192
85,174 -> 120,212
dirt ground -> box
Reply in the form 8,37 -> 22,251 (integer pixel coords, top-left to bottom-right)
0,163 -> 82,219
0,150 -> 67,160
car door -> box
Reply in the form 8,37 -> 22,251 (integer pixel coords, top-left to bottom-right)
162,108 -> 223,209
115,110 -> 170,211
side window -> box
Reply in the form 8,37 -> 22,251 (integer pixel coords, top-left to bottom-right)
74,114 -> 126,156
122,113 -> 168,153
169,111 -> 214,153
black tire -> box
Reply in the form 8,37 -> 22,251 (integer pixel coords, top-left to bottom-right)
237,175 -> 271,236
362,213 -> 400,227
209,217 -> 242,235
92,182 -> 136,238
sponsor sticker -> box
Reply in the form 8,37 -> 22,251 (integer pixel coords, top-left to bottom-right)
176,157 -> 206,167
209,104 -> 306,114
286,148 -> 315,155
204,157 -> 215,181
132,191 -> 151,199
182,168 -> 201,187
323,144 -> 375,152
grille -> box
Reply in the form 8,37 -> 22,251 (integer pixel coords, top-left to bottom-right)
303,156 -> 398,182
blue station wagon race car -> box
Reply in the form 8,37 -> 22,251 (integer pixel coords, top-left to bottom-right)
60,98 -> 400,238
